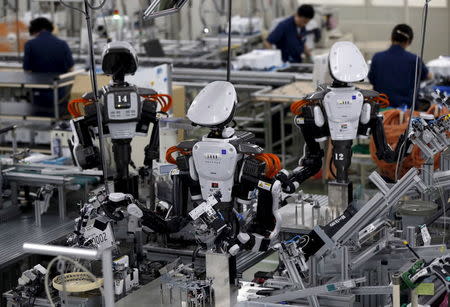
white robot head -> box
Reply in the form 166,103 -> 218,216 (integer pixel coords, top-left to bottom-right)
329,41 -> 368,84
187,81 -> 237,128
102,41 -> 138,80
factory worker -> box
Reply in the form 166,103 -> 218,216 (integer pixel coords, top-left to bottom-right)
264,4 -> 315,63
368,24 -> 431,109
23,17 -> 74,116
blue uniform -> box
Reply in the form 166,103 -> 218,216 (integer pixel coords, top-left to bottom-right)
267,16 -> 306,63
368,45 -> 428,108
23,30 -> 74,116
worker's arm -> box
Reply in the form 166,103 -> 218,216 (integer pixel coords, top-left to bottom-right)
420,57 -> 431,80
368,55 -> 378,85
23,42 -> 32,72
265,22 -> 284,50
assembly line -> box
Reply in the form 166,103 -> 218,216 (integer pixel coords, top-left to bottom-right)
0,0 -> 449,306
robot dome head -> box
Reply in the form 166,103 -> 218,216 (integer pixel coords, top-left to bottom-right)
187,81 -> 237,128
329,41 -> 368,83
102,41 -> 138,77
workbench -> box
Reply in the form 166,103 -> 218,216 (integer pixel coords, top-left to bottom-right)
2,167 -> 74,227
0,215 -> 74,269
0,70 -> 84,118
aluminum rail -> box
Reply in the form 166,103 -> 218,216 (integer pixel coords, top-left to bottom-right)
23,243 -> 99,260
2,171 -> 74,185
253,277 -> 366,304
172,68 -> 306,85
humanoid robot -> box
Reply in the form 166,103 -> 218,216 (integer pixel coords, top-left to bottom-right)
70,81 -> 283,256
69,41 -> 171,196
280,42 -> 410,213
276,42 -> 415,260
151,81 -> 284,255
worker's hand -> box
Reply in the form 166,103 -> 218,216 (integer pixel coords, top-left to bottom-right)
304,47 -> 312,63
263,40 -> 273,49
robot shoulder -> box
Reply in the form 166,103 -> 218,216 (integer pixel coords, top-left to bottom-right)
177,140 -> 197,152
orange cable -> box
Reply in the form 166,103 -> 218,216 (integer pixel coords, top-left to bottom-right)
166,146 -> 191,165
369,105 -> 449,180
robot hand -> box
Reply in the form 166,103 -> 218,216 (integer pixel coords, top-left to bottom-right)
69,118 -> 101,170
407,255 -> 450,291
127,197 -> 190,234
228,180 -> 283,256
410,115 -> 450,158
276,148 -> 324,194
428,255 -> 450,291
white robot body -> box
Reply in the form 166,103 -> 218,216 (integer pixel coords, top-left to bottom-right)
192,137 -> 240,202
323,87 -> 364,140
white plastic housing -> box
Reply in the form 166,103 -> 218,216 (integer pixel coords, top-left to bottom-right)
329,42 -> 368,83
187,81 -> 237,127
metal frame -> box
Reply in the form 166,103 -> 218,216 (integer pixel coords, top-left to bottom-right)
23,243 -> 115,307
2,168 -> 74,226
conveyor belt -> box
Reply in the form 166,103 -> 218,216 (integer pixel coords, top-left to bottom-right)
0,214 -> 73,269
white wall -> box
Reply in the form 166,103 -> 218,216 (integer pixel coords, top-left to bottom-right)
170,0 -> 450,61
10,0 -> 450,61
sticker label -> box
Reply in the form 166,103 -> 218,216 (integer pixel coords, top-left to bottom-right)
170,168 -> 180,176
337,99 -> 350,105
295,117 -> 305,125
416,283 -> 435,296
258,181 -> 272,191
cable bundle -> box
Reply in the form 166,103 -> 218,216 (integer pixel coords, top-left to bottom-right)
166,146 -> 191,165
290,99 -> 310,116
255,153 -> 282,179
68,94 -> 173,119
143,94 -> 173,113
369,105 -> 449,180
68,98 -> 92,118
367,93 -> 390,109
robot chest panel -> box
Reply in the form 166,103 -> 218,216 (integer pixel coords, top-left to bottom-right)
192,141 -> 239,202
105,92 -> 140,139
323,90 -> 364,140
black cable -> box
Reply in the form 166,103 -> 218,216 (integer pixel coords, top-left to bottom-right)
404,242 -> 421,260
226,0 -> 232,82
59,0 -> 86,15
199,0 -> 208,31
192,245 -> 201,266
396,0 -> 430,180
86,0 -> 107,10
31,295 -> 37,307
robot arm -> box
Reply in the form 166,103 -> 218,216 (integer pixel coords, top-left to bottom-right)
137,88 -> 160,168
370,109 -> 411,164
69,102 -> 102,170
279,105 -> 326,194
231,155 -> 284,254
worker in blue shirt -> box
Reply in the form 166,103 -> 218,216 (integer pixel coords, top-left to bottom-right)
368,24 -> 431,109
23,17 -> 74,117
264,4 -> 315,63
